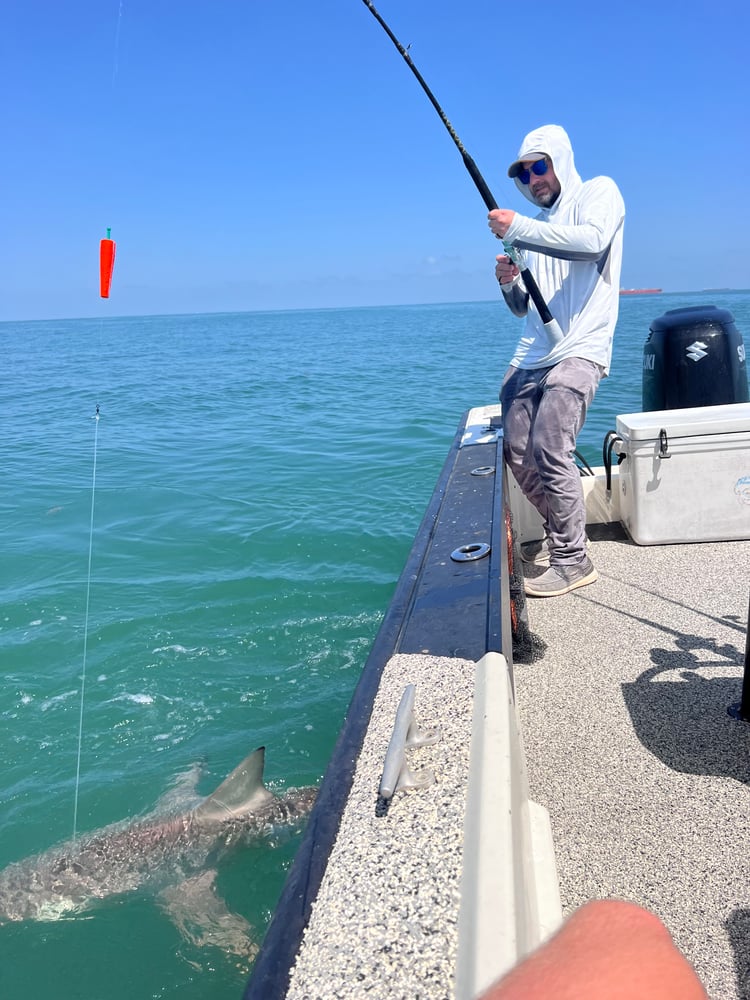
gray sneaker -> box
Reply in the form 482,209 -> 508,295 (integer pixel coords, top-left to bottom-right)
521,536 -> 589,569
524,557 -> 598,598
520,537 -> 551,565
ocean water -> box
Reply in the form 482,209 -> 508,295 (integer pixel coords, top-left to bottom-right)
2,291 -> 748,999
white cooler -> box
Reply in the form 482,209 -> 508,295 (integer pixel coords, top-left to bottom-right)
616,402 -> 750,545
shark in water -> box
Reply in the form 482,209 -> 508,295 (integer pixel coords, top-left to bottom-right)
0,747 -> 316,959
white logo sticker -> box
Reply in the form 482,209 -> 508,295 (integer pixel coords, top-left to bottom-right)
735,476 -> 750,506
686,341 -> 708,362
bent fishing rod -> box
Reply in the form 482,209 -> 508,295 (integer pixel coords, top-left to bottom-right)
361,0 -> 562,342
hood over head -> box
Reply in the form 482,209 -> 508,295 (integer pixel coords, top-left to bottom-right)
507,124 -> 582,208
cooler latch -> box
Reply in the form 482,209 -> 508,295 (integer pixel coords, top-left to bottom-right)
659,428 -> 672,459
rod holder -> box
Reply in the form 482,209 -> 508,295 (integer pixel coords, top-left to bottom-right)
378,684 -> 439,801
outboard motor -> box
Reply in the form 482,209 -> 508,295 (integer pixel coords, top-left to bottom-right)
642,305 -> 749,410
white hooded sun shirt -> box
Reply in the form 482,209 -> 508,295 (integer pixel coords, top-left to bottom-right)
501,124 -> 625,375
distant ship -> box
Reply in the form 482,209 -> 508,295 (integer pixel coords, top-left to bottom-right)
619,288 -> 662,295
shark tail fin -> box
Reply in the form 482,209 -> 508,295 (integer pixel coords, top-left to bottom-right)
193,746 -> 276,824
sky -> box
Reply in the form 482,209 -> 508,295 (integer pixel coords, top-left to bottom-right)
1,0 -> 748,321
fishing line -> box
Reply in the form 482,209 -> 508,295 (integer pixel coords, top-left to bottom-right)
360,0 -> 562,340
111,0 -> 124,88
71,2 -> 122,841
72,405 -> 101,842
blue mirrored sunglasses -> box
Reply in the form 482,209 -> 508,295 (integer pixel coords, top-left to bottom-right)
518,159 -> 548,185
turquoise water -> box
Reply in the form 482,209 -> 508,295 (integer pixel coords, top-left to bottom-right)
2,292 -> 748,998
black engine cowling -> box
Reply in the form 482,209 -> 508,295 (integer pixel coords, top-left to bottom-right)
642,305 -> 748,411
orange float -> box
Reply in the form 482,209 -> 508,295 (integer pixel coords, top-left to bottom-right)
99,228 -> 116,298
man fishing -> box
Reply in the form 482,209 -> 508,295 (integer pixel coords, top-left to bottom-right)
488,124 -> 625,598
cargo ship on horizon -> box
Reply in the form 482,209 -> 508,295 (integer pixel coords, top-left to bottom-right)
619,287 -> 662,295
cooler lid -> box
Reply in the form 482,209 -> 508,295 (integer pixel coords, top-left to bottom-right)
616,402 -> 750,440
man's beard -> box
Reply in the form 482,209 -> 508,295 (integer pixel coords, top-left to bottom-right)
533,186 -> 560,209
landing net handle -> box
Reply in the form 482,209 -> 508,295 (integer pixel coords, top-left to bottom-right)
361,0 -> 555,327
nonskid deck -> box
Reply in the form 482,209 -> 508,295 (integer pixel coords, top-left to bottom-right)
245,405 -> 750,999
514,532 -> 750,1000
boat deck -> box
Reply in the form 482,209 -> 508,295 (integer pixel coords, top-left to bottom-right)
246,405 -> 750,1000
282,535 -> 750,1000
285,650 -> 476,999
515,531 -> 750,1000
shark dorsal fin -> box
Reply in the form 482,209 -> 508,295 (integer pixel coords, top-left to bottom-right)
193,747 -> 275,824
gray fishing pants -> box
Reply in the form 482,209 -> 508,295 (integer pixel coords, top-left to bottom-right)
500,358 -> 603,565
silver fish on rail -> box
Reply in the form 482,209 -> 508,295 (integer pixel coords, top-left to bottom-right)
0,747 -> 316,958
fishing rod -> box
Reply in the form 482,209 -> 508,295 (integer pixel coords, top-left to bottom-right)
361,0 -> 562,342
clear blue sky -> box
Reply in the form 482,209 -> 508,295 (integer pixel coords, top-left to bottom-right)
2,0 -> 748,320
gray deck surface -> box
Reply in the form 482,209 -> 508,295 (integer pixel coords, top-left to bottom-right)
286,653 -> 474,1000
516,535 -> 750,1000
284,536 -> 750,1000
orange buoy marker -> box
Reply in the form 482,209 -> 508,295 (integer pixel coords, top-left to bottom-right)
100,227 -> 116,298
